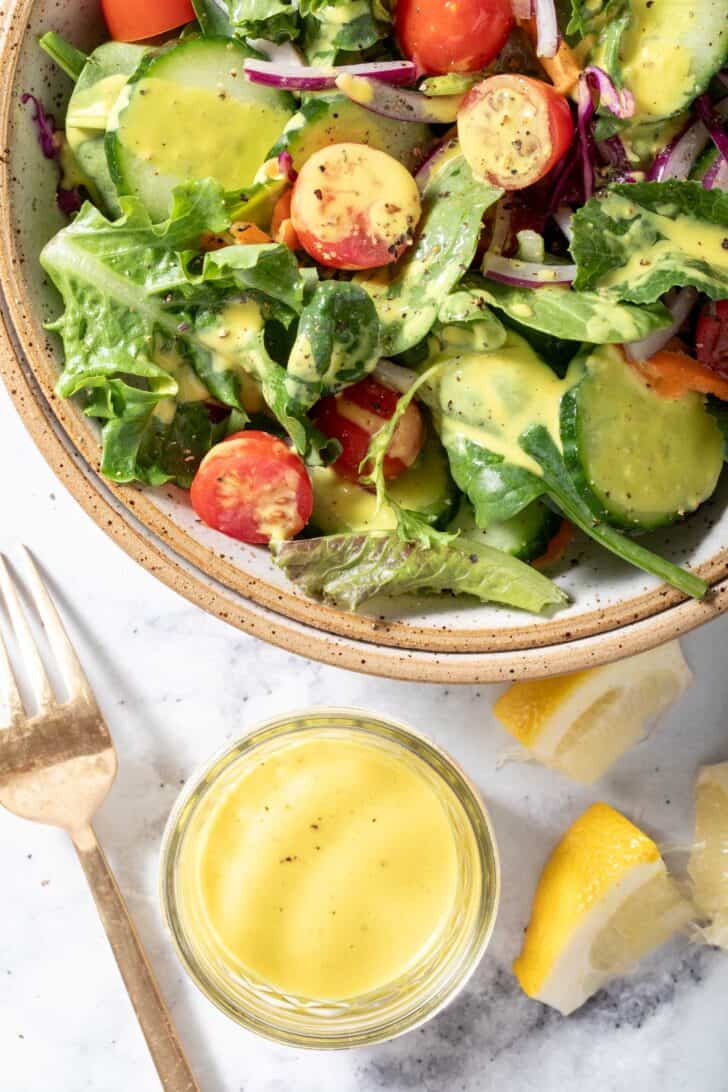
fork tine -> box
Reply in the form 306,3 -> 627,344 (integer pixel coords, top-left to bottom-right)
0,624 -> 25,728
20,547 -> 94,706
0,554 -> 55,711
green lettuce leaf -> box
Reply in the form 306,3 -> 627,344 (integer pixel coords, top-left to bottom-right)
286,281 -> 380,410
227,0 -> 300,41
359,147 -> 502,355
299,0 -> 393,64
41,181 -> 316,482
467,276 -> 673,343
271,532 -> 568,612
193,0 -> 235,35
572,181 -> 728,303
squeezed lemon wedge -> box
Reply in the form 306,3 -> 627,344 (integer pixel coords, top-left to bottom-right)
688,762 -> 728,949
514,802 -> 693,1015
493,641 -> 692,783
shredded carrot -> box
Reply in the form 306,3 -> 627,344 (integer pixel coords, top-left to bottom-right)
199,230 -> 233,252
277,218 -> 301,251
270,190 -> 301,250
631,349 -> 728,403
230,220 -> 274,245
532,520 -> 575,570
518,19 -> 582,96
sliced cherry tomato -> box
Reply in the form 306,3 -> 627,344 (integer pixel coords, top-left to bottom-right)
291,144 -> 421,271
458,75 -> 574,190
102,0 -> 195,41
312,379 -> 425,482
395,0 -> 514,76
190,431 -> 313,545
632,349 -> 728,403
696,299 -> 728,377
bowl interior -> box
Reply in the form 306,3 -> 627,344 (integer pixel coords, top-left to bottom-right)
1,0 -> 726,657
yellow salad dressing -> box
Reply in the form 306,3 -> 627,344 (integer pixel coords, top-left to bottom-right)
177,730 -> 466,1000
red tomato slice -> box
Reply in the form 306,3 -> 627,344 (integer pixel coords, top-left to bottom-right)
395,0 -> 514,76
291,144 -> 421,271
190,432 -> 313,545
313,378 -> 425,482
458,75 -> 574,190
102,0 -> 195,42
696,299 -> 728,377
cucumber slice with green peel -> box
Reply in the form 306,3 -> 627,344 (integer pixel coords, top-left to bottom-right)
561,345 -> 724,532
65,42 -> 148,215
448,497 -> 560,561
107,38 -> 295,223
263,92 -> 431,177
310,429 -> 457,535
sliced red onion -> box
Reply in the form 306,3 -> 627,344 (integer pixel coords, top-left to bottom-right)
553,205 -> 574,243
582,66 -> 635,119
624,287 -> 698,362
483,253 -> 576,286
597,133 -> 629,170
374,360 -> 418,394
248,39 -> 304,66
335,73 -> 463,123
534,0 -> 559,58
244,58 -> 418,91
648,98 -> 728,181
704,155 -> 728,191
696,94 -> 728,164
511,0 -> 533,17
277,150 -> 297,183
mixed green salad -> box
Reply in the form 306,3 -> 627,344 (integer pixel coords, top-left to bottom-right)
30,0 -> 728,615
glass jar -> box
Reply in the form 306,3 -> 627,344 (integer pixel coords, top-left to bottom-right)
160,708 -> 500,1048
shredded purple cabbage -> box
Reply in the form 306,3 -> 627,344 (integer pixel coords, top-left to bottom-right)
277,150 -> 298,183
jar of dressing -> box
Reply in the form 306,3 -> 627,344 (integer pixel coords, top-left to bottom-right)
160,709 -> 500,1048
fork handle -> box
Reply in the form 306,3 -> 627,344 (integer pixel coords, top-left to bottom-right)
71,825 -> 200,1092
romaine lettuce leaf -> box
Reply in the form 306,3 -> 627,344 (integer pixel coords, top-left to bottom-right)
271,531 -> 568,612
359,148 -> 502,355
227,0 -> 300,41
41,180 -> 316,482
286,281 -> 380,410
572,181 -> 728,303
300,0 -> 391,64
466,276 -> 673,343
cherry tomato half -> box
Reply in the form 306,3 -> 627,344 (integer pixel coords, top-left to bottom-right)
291,144 -> 421,271
696,299 -> 728,377
458,75 -> 574,190
102,0 -> 195,42
313,379 -> 425,482
190,432 -> 313,545
395,0 -> 514,76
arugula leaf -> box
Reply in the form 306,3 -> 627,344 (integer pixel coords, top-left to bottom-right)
572,181 -> 728,303
227,0 -> 300,41
271,532 -> 568,612
286,281 -> 380,411
520,425 -> 708,599
469,276 -> 673,343
193,0 -> 235,35
359,148 -> 502,355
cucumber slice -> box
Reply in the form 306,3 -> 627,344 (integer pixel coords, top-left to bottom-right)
264,92 -> 431,176
562,345 -> 724,531
66,42 -> 148,216
310,428 -> 457,535
448,497 -> 559,561
107,38 -> 294,222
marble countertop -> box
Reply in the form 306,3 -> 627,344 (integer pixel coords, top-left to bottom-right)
1,380 -> 727,1092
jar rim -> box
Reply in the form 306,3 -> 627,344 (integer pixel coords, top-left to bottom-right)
159,707 -> 501,1049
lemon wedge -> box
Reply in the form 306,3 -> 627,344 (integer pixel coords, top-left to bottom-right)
514,802 -> 693,1015
688,762 -> 728,948
493,641 -> 692,783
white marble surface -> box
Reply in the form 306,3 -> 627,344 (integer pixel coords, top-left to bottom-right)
1,378 -> 727,1092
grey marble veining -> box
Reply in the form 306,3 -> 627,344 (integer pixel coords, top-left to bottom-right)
1,382 -> 727,1092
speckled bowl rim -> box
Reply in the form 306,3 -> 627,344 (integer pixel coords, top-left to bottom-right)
1,0 -> 726,682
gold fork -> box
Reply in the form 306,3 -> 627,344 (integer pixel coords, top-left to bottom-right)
0,548 -> 199,1092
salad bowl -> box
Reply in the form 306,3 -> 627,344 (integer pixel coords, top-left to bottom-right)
0,0 -> 727,683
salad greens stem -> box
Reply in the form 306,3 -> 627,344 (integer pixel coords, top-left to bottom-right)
38,32 -> 87,83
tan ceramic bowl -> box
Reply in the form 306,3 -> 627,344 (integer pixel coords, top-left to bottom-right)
1,0 -> 727,682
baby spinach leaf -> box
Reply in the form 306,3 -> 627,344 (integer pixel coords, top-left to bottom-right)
571,181 -> 728,303
286,281 -> 380,410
